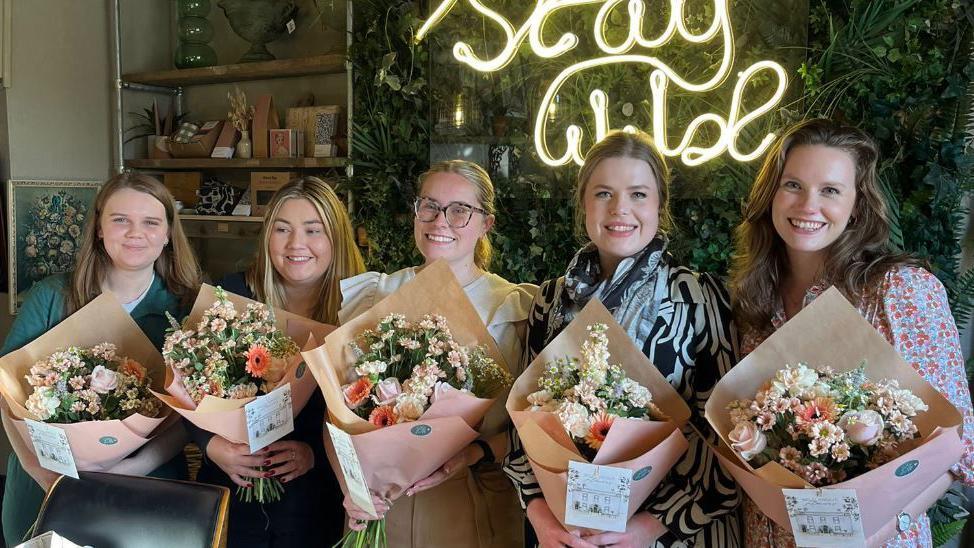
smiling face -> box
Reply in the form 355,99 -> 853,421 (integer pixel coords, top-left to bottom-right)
582,156 -> 660,277
771,144 -> 858,268
268,197 -> 333,289
97,188 -> 169,273
413,171 -> 493,269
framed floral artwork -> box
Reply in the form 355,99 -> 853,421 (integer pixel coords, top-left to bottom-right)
7,180 -> 101,314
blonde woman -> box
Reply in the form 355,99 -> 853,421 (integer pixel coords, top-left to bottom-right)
340,160 -> 538,547
1,173 -> 202,545
730,118 -> 974,547
189,176 -> 365,547
504,131 -> 740,548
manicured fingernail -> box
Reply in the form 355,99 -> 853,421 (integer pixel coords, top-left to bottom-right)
263,460 -> 271,466
246,483 -> 253,488
282,477 -> 289,483
264,471 -> 274,477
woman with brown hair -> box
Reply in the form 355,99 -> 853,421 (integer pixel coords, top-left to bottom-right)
1,172 -> 202,545
193,176 -> 365,547
340,160 -> 537,547
730,118 -> 974,547
505,130 -> 740,548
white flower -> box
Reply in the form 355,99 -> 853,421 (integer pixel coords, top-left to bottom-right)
729,421 -> 767,460
838,410 -> 884,446
355,360 -> 388,377
394,394 -> 426,421
26,388 -> 60,420
90,365 -> 119,394
772,363 -> 819,395
556,401 -> 591,438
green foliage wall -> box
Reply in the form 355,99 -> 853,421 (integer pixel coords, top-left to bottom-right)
349,1 -> 974,308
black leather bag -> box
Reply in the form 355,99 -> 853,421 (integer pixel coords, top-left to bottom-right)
33,471 -> 229,548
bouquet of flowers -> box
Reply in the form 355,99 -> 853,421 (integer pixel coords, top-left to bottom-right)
507,300 -> 691,530
26,343 -> 159,423
0,294 -> 172,470
304,262 -> 512,548
342,313 -> 512,428
525,324 -> 663,460
705,288 -> 965,544
155,285 -> 332,503
726,361 -> 927,487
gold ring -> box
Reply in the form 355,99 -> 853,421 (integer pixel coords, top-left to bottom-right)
291,449 -> 296,461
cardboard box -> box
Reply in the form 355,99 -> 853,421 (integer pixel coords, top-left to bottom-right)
286,105 -> 341,157
250,172 -> 297,216
269,128 -> 304,158
253,95 -> 280,159
169,120 -> 223,158
211,121 -> 240,159
148,135 -> 172,159
163,172 -> 202,207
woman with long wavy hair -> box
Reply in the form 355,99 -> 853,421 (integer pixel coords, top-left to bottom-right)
190,176 -> 365,547
730,118 -> 974,547
1,172 -> 202,545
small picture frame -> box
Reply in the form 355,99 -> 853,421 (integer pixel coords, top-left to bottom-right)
7,180 -> 101,314
249,172 -> 297,217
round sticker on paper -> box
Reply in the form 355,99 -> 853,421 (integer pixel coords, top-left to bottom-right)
633,466 -> 652,481
895,460 -> 919,477
411,425 -> 432,437
99,436 -> 118,446
295,362 -> 306,379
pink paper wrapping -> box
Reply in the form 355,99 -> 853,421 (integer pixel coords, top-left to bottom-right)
0,293 -> 172,470
704,287 -> 964,545
305,261 -> 508,501
506,299 -> 692,529
151,284 -> 334,445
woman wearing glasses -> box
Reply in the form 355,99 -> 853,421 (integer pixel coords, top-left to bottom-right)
339,160 -> 537,547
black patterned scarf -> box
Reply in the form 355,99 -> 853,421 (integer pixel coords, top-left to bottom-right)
545,237 -> 668,345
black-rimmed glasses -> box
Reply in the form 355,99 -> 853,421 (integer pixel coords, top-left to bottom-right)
413,196 -> 488,228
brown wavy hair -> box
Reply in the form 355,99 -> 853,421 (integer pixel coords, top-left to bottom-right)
245,176 -> 365,324
574,130 -> 673,241
68,173 -> 201,314
730,118 -> 919,331
416,160 -> 497,270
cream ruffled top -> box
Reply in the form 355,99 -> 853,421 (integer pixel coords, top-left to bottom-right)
339,267 -> 537,377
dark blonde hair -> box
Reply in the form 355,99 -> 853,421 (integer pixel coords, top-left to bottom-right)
69,173 -> 201,314
416,160 -> 497,270
730,118 -> 919,330
574,130 -> 673,240
246,177 -> 365,324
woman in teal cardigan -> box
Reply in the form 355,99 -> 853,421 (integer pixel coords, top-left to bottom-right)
0,173 -> 202,545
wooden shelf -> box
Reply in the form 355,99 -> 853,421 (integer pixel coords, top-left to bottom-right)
180,214 -> 263,222
125,157 -> 347,170
122,54 -> 346,87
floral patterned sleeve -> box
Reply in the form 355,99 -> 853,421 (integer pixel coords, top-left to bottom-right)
882,266 -> 974,485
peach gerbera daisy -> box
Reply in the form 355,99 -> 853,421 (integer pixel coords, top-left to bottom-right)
343,377 -> 374,409
584,412 -> 614,450
369,405 -> 398,428
120,358 -> 146,381
245,344 -> 271,378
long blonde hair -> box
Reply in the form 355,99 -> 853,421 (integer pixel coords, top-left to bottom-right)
730,118 -> 919,331
574,130 -> 673,241
416,160 -> 497,270
69,173 -> 201,314
245,177 -> 365,324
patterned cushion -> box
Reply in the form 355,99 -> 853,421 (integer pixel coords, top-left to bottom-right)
195,178 -> 242,215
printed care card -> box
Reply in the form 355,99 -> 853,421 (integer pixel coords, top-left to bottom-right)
245,382 -> 294,453
565,461 -> 632,532
326,423 -> 378,518
25,419 -> 78,479
783,488 -> 866,547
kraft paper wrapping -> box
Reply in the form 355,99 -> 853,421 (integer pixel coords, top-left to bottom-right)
506,299 -> 692,529
152,284 -> 334,445
305,260 -> 507,502
704,287 -> 964,544
0,293 -> 172,470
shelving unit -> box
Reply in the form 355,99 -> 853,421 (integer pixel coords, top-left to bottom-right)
124,157 -> 347,170
122,54 -> 345,87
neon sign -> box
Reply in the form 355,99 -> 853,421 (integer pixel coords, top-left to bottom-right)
416,0 -> 788,166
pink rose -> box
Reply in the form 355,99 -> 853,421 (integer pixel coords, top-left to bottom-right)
89,365 -> 119,394
730,421 -> 767,460
429,381 -> 455,404
374,378 -> 402,405
838,410 -> 884,446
